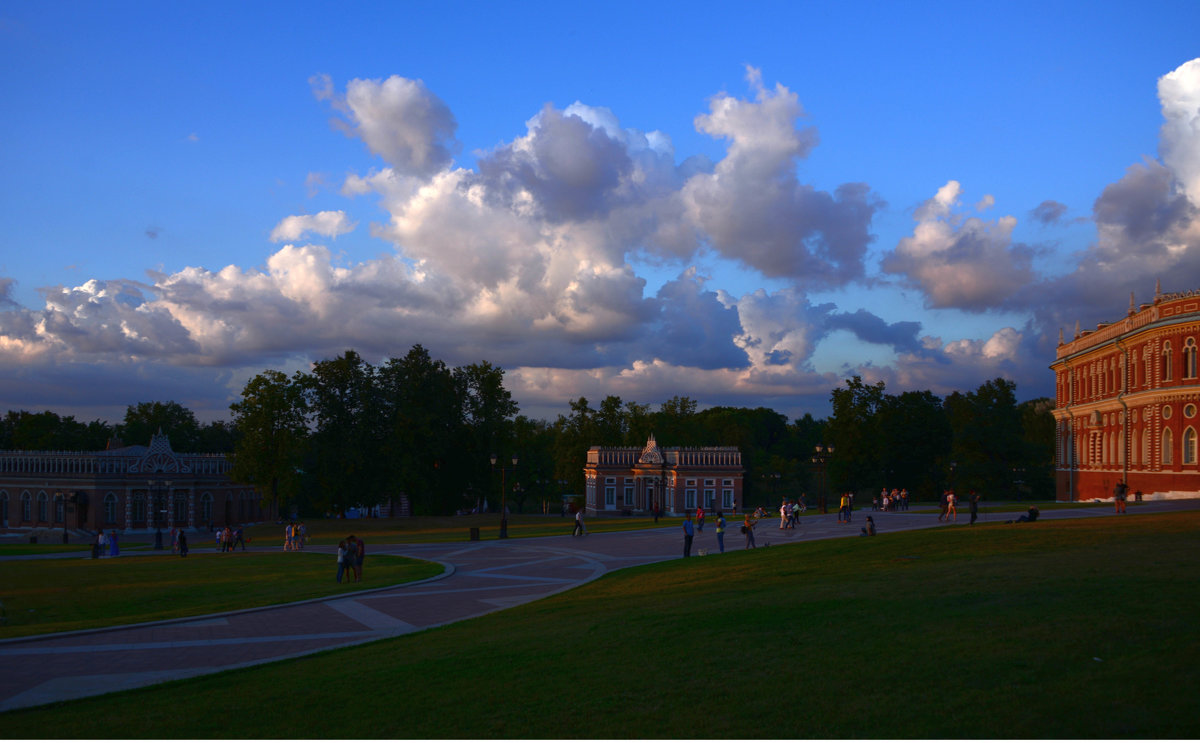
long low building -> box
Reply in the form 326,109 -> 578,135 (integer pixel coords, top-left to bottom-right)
0,432 -> 263,534
1051,283 -> 1200,501
584,434 -> 743,515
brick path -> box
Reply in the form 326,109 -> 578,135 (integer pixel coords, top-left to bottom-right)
1,499 -> 1195,712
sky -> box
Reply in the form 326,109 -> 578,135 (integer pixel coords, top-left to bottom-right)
2,0 -> 1200,426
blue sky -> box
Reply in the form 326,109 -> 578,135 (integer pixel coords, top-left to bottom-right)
2,0 -> 1200,426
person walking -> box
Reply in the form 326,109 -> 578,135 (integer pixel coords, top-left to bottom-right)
108,530 -> 119,557
682,512 -> 695,557
715,511 -> 726,553
572,508 -> 587,537
178,530 -> 189,557
1113,481 -> 1128,514
743,512 -> 757,549
969,491 -> 981,525
946,490 -> 957,522
696,505 -> 705,532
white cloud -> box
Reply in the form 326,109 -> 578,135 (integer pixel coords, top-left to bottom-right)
321,75 -> 459,177
269,210 -> 357,243
881,181 -> 1034,310
1158,57 -> 1200,206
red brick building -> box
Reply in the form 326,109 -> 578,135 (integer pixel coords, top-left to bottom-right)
1051,283 -> 1200,501
583,435 -> 743,515
0,432 -> 263,534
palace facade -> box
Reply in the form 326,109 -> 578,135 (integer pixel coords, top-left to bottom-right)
1051,283 -> 1200,501
0,432 -> 263,534
583,435 -> 743,515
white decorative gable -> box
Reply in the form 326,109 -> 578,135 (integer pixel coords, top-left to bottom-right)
638,434 -> 663,465
129,431 -> 192,474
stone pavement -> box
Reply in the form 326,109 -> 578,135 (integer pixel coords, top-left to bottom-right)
1,499 -> 1195,712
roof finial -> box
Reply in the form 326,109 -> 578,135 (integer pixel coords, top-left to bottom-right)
1155,278 -> 1162,301
1058,327 -> 1065,345
1129,291 -> 1136,315
1074,320 -> 1080,339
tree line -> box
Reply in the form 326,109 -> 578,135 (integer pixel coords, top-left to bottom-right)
1,347 -> 1055,515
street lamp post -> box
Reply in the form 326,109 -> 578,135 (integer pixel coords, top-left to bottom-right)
490,454 -> 518,539
811,445 -> 835,514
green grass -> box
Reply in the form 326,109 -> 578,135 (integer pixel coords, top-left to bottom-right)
0,552 -> 442,638
0,543 -> 94,556
3,512 -> 1197,738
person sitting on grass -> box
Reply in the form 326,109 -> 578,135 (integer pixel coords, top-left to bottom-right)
860,515 -> 876,537
1008,506 -> 1040,524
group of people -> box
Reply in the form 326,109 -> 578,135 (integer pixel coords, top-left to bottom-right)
336,535 -> 365,583
872,488 -> 909,512
214,525 -> 247,551
778,498 -> 805,529
283,522 -> 307,550
90,529 -> 120,558
682,508 -> 760,555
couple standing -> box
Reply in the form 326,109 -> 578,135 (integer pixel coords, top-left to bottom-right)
336,536 -> 364,583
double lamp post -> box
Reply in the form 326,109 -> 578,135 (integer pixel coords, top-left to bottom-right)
490,454 -> 518,539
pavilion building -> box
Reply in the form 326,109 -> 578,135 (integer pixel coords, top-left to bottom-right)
583,434 -> 743,516
0,431 -> 262,534
1051,282 -> 1200,501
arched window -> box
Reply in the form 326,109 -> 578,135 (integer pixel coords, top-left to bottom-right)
21,492 -> 31,522
1162,342 -> 1173,382
132,493 -> 146,523
104,493 -> 118,525
1131,429 -> 1139,466
173,493 -> 187,523
1163,428 -> 1174,465
1145,349 -> 1153,386
1185,427 -> 1198,465
53,493 -> 64,523
1185,338 -> 1197,379
37,492 -> 48,522
1143,426 -> 1151,465
201,493 -> 213,525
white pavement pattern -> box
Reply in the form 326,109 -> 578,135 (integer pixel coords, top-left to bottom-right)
0,500 -> 1195,712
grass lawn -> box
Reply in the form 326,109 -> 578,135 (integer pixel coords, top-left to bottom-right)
0,552 -> 442,638
2,510 -> 1197,738
0,543 -> 94,556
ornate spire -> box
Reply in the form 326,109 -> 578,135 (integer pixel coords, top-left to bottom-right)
1129,291 -> 1136,315
1074,320 -> 1080,339
1155,278 -> 1162,302
639,434 -> 663,465
1059,327 -> 1065,345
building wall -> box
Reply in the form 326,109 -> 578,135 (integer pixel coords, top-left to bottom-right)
0,433 -> 261,533
1051,287 -> 1200,501
583,436 -> 744,516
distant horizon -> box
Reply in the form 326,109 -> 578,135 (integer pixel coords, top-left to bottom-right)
3,3 -> 1199,429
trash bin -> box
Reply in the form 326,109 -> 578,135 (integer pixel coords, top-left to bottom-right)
469,527 -> 480,541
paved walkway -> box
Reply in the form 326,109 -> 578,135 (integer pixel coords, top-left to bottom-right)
1,499 -> 1195,712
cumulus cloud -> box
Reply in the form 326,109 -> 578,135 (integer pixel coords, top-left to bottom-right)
316,74 -> 459,177
881,180 -> 1035,311
269,210 -> 357,243
681,67 -> 880,286
1159,58 -> 1200,206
